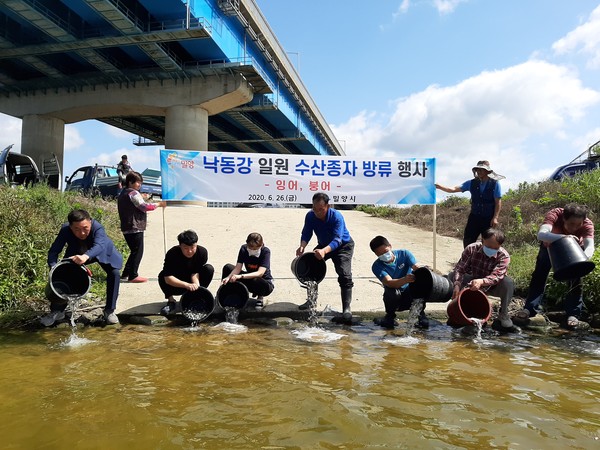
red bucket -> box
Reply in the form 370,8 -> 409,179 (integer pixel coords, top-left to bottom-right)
446,289 -> 491,327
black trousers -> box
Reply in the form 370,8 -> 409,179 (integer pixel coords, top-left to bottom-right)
221,264 -> 274,297
319,240 -> 354,290
463,213 -> 493,248
122,232 -> 144,280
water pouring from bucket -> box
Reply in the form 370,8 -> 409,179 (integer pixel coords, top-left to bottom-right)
217,282 -> 249,324
291,252 -> 327,314
45,260 -> 92,326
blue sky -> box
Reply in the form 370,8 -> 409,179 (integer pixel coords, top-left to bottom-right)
3,0 -> 600,194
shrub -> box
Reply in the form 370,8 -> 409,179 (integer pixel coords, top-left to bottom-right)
0,184 -> 127,311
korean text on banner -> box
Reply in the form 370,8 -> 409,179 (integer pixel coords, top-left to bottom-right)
160,150 -> 436,206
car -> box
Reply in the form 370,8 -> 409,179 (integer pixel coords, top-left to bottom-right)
550,139 -> 600,181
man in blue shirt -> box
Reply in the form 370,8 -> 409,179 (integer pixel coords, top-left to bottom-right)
44,209 -> 122,326
370,235 -> 429,329
296,192 -> 354,321
436,160 -> 503,248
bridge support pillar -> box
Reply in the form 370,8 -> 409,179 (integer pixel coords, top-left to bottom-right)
165,105 -> 208,151
21,114 -> 65,175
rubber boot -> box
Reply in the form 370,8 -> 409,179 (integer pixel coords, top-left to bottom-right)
341,288 -> 352,322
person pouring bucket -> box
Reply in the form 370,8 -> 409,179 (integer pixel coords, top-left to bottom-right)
42,209 -> 122,326
448,227 -> 515,330
221,232 -> 274,311
296,192 -> 354,322
513,203 -> 595,330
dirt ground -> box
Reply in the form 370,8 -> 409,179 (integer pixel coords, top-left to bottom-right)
116,206 -> 465,316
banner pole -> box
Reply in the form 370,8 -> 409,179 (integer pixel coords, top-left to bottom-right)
433,202 -> 437,271
162,205 -> 167,255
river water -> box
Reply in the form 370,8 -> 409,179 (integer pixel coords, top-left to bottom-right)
1,322 -> 598,449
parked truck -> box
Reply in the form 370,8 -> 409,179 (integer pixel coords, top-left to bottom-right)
64,164 -> 122,198
0,144 -> 61,189
139,168 -> 162,198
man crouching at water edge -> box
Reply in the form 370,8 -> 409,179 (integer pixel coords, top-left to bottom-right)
449,227 -> 514,329
158,230 -> 214,316
296,192 -> 354,321
43,209 -> 123,326
369,235 -> 429,329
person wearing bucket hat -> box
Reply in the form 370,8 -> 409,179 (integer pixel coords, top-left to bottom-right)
43,209 -> 123,326
221,232 -> 274,311
158,229 -> 214,316
369,235 -> 429,329
118,171 -> 166,283
449,228 -> 515,329
515,203 -> 594,329
436,160 -> 504,248
296,192 -> 354,321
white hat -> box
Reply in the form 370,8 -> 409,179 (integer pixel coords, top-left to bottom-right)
472,160 -> 505,181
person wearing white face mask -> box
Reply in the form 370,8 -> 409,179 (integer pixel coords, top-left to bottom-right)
221,232 -> 274,311
449,228 -> 515,329
369,235 -> 429,329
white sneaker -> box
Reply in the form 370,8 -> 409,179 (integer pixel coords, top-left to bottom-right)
499,313 -> 513,328
40,311 -> 66,327
104,311 -> 120,325
255,296 -> 264,311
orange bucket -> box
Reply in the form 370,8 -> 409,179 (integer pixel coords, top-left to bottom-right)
446,288 -> 491,327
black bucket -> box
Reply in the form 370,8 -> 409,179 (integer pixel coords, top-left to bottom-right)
408,267 -> 453,302
181,287 -> 215,321
217,282 -> 249,309
44,260 -> 91,305
548,236 -> 595,281
290,252 -> 327,283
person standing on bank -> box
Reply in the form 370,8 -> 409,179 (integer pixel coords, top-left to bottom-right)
43,209 -> 122,326
369,235 -> 429,329
158,230 -> 214,316
436,160 -> 504,248
514,203 -> 594,329
221,232 -> 274,311
118,171 -> 165,283
450,227 -> 514,329
296,192 -> 354,321
116,154 -> 132,183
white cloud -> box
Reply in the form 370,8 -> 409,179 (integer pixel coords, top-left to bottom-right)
552,4 -> 600,68
0,114 -> 22,151
433,0 -> 466,15
332,60 -> 600,191
64,125 -> 85,151
392,0 -> 411,19
387,0 -> 464,28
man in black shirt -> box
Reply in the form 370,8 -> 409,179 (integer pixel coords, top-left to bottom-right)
158,230 -> 214,315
